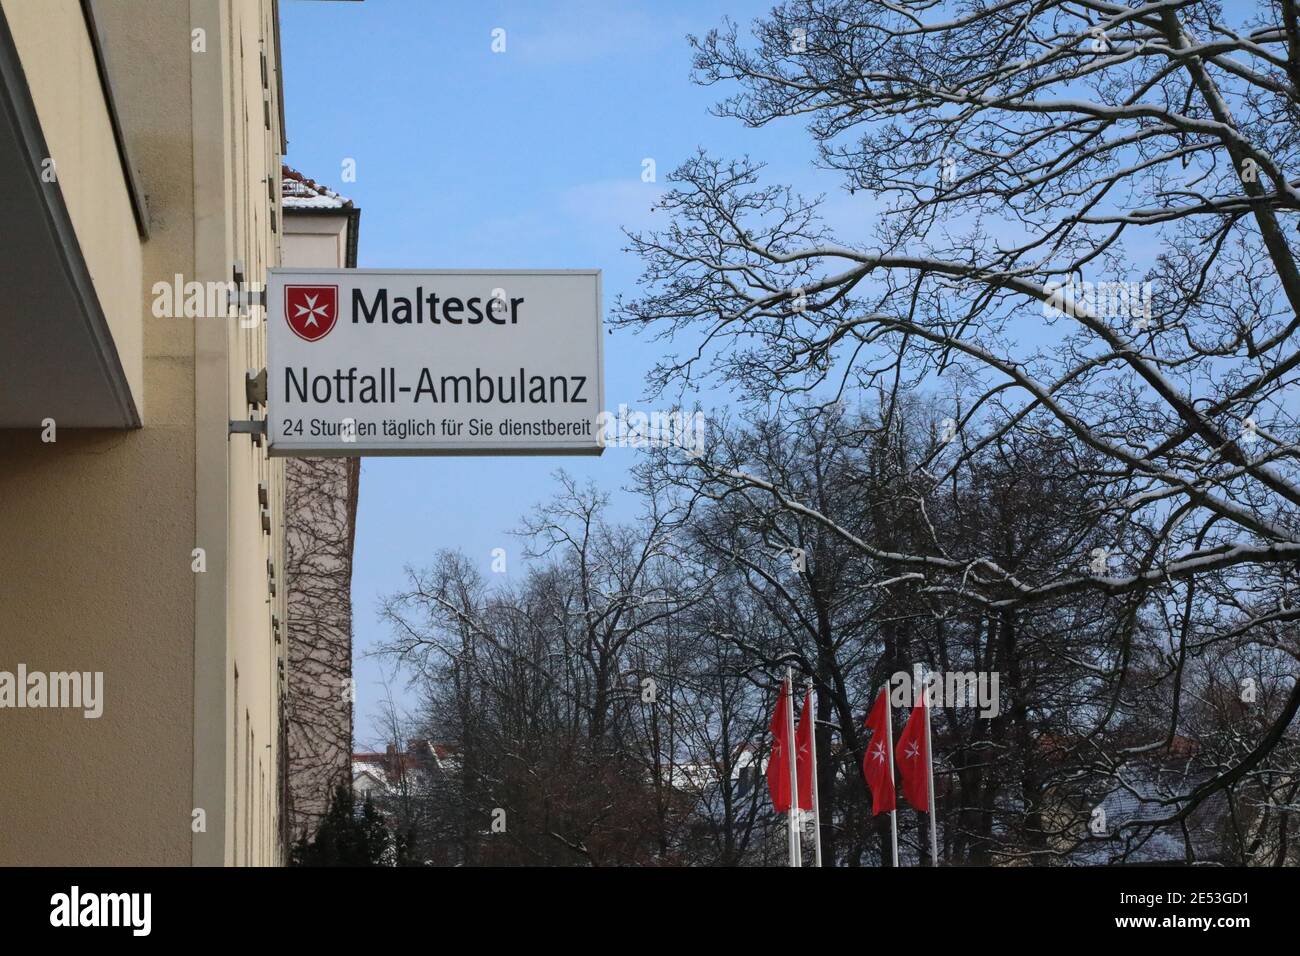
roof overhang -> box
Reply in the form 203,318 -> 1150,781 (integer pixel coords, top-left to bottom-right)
0,3 -> 140,428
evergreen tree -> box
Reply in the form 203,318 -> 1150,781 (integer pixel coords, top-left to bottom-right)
290,784 -> 394,866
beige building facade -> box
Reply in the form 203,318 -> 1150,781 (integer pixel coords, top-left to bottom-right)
0,0 -> 291,865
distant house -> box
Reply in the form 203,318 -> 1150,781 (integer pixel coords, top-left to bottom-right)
352,763 -> 389,799
657,742 -> 765,795
351,740 -> 456,801
281,165 -> 360,267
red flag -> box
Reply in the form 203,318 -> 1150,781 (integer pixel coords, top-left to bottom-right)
795,689 -> 815,812
895,689 -> 930,812
861,688 -> 896,815
767,678 -> 793,812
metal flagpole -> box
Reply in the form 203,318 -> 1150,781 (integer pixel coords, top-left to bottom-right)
785,668 -> 802,867
922,668 -> 938,867
884,684 -> 899,867
806,678 -> 823,867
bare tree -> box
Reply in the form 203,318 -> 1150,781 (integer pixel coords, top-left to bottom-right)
618,0 -> 1300,860
375,475 -> 720,864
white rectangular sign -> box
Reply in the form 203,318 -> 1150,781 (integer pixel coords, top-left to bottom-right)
266,268 -> 603,456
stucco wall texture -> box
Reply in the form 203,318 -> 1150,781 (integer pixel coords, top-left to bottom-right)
0,0 -> 287,866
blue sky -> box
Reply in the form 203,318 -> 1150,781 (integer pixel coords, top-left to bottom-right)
279,0 -> 854,744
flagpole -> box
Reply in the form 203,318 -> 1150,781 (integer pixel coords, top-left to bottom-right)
785,668 -> 802,867
922,668 -> 938,867
884,684 -> 899,867
806,678 -> 823,867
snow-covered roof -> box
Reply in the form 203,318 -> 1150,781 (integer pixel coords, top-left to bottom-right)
352,761 -> 389,790
282,164 -> 354,210
351,742 -> 455,794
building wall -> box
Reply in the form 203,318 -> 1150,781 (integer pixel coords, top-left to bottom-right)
282,207 -> 359,843
283,211 -> 350,268
194,0 -> 288,870
0,0 -> 286,866
284,454 -> 359,842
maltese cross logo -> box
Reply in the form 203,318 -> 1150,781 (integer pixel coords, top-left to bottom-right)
285,285 -> 338,342
870,741 -> 888,764
903,741 -> 920,761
